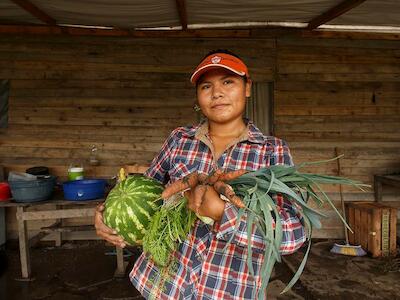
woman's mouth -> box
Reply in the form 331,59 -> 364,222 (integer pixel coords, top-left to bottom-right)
211,103 -> 229,110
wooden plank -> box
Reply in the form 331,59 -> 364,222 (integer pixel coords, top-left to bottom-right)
275,91 -> 400,106
0,35 -> 276,50
371,208 -> 382,257
0,37 -> 276,51
354,208 -> 361,245
0,25 -> 399,40
10,79 -> 192,89
278,63 -> 400,74
11,107 -> 195,119
277,73 -> 400,82
0,139 -> 166,152
278,47 -> 400,64
389,208 -> 397,256
16,206 -> 31,279
8,116 -> 191,127
276,105 -> 400,116
0,25 -> 252,38
360,210 -> 368,250
28,231 -> 48,248
8,87 -> 196,98
347,207 -> 355,244
18,208 -> 96,221
0,57 -> 274,73
278,36 -> 400,49
367,212 -> 371,251
280,131 -> 400,141
275,81 -> 400,92
9,97 -> 194,108
40,224 -> 95,233
114,246 -> 127,278
381,208 -> 390,256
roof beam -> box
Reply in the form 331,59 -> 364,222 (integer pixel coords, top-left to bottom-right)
10,0 -> 57,25
175,0 -> 188,30
307,0 -> 366,30
0,25 -> 399,41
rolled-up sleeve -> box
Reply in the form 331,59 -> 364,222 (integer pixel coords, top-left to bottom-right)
144,129 -> 178,184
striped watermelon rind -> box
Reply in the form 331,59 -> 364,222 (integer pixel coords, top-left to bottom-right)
103,175 -> 163,245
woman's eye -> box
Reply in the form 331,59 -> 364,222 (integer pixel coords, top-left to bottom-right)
201,84 -> 210,90
223,80 -> 233,85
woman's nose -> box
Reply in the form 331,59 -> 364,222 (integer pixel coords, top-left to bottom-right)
211,84 -> 223,100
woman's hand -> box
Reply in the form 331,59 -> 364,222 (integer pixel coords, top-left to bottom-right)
94,203 -> 126,248
184,185 -> 225,222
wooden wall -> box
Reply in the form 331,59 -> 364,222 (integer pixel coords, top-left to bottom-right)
275,37 -> 400,236
1,34 -> 399,239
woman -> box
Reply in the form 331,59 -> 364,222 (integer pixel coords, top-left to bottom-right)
95,50 -> 306,299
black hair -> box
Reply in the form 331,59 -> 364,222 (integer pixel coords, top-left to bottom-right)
196,49 -> 248,87
201,49 -> 243,61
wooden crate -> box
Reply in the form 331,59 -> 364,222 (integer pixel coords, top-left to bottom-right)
345,202 -> 397,257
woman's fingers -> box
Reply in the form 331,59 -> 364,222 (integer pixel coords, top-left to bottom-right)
162,172 -> 200,199
218,169 -> 247,181
213,181 -> 245,209
203,169 -> 223,185
187,185 -> 207,213
94,203 -> 126,248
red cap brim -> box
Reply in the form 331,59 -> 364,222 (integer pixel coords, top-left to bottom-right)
190,53 -> 249,84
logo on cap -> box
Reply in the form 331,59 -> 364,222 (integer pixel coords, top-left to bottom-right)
211,56 -> 221,64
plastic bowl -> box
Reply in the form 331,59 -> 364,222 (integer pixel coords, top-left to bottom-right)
63,179 -> 106,201
9,176 -> 56,203
0,182 -> 11,201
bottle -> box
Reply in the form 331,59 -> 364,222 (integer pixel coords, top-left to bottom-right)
89,145 -> 100,166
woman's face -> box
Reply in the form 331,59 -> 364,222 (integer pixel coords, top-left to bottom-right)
196,68 -> 251,125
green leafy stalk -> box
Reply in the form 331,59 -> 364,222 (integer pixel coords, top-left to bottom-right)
226,161 -> 369,299
143,197 -> 196,267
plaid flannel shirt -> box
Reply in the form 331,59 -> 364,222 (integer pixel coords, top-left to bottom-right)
130,121 -> 306,299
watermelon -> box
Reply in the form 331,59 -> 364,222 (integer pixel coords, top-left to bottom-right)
103,175 -> 163,245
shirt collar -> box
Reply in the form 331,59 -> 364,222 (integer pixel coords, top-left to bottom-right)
187,119 -> 267,145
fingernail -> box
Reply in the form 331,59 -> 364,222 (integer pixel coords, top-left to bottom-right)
113,230 -> 117,234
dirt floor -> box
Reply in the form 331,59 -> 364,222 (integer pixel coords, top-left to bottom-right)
0,239 -> 399,300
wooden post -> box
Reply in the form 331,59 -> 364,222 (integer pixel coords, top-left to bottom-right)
114,246 -> 126,278
347,206 -> 355,244
371,208 -> 382,257
390,208 -> 397,256
16,206 -> 31,279
55,205 -> 63,247
374,175 -> 383,202
360,210 -> 368,250
354,208 -> 361,244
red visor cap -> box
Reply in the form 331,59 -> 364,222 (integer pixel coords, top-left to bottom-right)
190,53 -> 249,84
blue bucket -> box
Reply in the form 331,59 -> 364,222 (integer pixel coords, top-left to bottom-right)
63,179 -> 106,201
9,176 -> 56,203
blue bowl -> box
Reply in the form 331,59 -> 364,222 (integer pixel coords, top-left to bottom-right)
9,176 -> 56,203
63,179 -> 106,201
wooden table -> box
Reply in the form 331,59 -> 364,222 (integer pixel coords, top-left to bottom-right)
374,174 -> 400,202
0,198 -> 127,280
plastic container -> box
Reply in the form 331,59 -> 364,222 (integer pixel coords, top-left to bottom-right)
63,179 -> 106,201
68,167 -> 84,181
0,182 -> 11,201
26,166 -> 49,176
8,172 -> 37,181
9,176 -> 56,203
